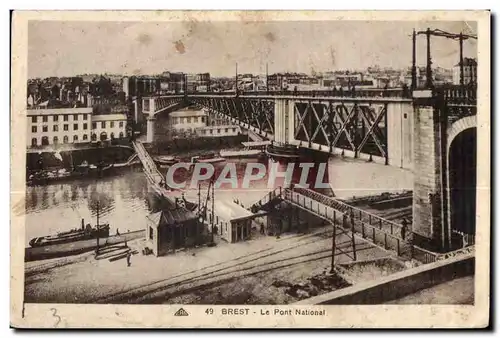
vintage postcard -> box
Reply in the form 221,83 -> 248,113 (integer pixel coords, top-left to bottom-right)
10,10 -> 490,328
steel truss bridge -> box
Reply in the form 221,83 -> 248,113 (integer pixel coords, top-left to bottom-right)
142,85 -> 476,168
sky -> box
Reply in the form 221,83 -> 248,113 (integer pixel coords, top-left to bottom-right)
28,20 -> 478,78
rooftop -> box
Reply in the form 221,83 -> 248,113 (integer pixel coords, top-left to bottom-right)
147,207 -> 198,228
454,58 -> 477,67
26,107 -> 92,116
210,200 -> 254,222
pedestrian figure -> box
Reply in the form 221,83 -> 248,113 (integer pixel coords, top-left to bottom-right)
401,218 -> 408,240
260,223 -> 265,235
116,228 -> 120,236
126,252 -> 131,267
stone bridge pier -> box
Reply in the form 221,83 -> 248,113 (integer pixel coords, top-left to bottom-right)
139,95 -> 185,143
412,89 -> 477,251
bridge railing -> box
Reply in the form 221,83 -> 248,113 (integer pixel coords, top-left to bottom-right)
147,88 -> 410,99
247,186 -> 470,264
441,84 -> 477,104
291,187 -> 404,236
132,141 -> 164,183
241,88 -> 408,98
283,188 -> 409,257
411,245 -> 440,264
248,187 -> 283,212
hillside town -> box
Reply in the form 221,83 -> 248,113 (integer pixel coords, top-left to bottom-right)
27,59 -> 476,106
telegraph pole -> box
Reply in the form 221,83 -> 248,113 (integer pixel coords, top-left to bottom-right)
330,213 -> 337,273
235,63 -> 238,94
211,180 -> 215,244
266,63 -> 269,94
415,28 -> 476,89
411,29 -> 417,90
459,32 -> 465,86
425,28 -> 433,89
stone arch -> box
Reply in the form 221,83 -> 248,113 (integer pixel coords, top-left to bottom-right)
447,117 -> 477,249
447,115 -> 476,150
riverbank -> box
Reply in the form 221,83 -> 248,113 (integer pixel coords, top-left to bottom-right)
147,134 -> 248,159
26,143 -> 135,172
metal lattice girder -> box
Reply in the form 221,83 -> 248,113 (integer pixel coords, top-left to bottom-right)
153,96 -> 183,113
293,99 -> 388,158
357,104 -> 388,158
187,96 -> 275,134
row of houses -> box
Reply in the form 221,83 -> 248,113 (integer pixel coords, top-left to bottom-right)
27,107 -> 128,148
122,72 -> 211,97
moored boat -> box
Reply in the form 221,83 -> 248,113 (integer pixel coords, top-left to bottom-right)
154,155 -> 179,166
191,153 -> 226,164
29,220 -> 110,248
219,149 -> 263,158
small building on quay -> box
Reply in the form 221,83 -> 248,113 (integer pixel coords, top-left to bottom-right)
168,109 -> 207,138
208,200 -> 255,243
145,206 -> 204,257
90,114 -> 128,142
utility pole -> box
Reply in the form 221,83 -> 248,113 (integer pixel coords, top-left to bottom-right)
235,63 -> 238,94
415,28 -> 476,89
330,212 -> 336,273
459,32 -> 465,86
411,29 -> 417,90
211,180 -> 215,244
96,199 -> 100,253
198,183 -> 201,218
425,28 -> 433,89
266,63 -> 269,94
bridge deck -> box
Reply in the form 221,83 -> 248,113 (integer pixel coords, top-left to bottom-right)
251,187 -> 411,259
132,141 -> 172,199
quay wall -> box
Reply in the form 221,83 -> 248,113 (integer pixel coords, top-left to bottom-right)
294,253 -> 474,305
26,143 -> 135,172
147,134 -> 248,157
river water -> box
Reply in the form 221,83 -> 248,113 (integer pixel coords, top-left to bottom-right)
22,156 -> 331,247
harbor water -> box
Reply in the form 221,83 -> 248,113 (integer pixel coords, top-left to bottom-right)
21,156 -> 331,247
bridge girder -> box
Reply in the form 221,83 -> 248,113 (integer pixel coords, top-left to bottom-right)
187,96 -> 275,135
146,88 -> 476,166
153,96 -> 184,114
293,100 -> 388,159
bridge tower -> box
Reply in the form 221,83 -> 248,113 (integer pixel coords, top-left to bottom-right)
412,88 -> 477,252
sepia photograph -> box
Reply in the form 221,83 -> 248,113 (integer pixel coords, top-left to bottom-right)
10,10 -> 490,328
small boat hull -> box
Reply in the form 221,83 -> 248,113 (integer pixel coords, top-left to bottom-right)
29,224 -> 110,247
154,156 -> 179,166
195,158 -> 226,164
219,149 -> 263,158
